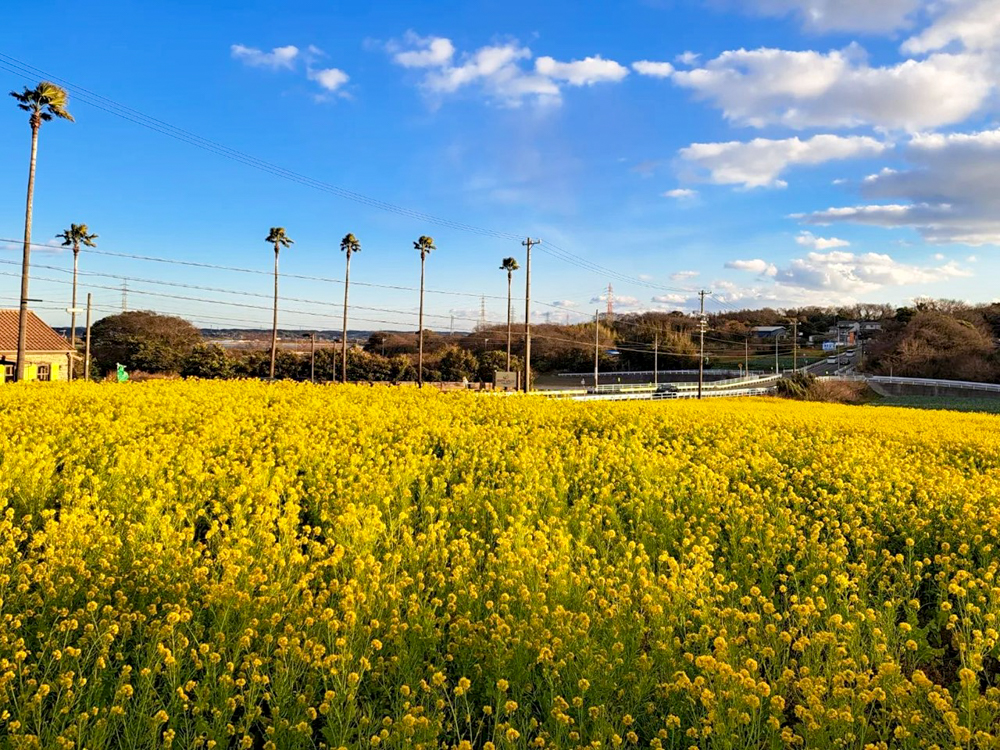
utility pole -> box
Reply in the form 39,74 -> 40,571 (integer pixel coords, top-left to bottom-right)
653,331 -> 659,387
594,309 -> 600,389
310,333 -> 316,383
522,237 -> 540,392
697,290 -> 710,400
84,293 -> 92,382
775,334 -> 779,374
792,320 -> 798,370
66,302 -> 84,382
745,335 -> 749,376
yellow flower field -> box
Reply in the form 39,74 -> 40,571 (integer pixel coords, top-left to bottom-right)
1,381 -> 999,749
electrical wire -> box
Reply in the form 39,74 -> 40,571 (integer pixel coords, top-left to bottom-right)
0,52 -> 701,296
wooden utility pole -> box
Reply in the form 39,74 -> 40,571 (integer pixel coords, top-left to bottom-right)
594,309 -> 600,389
654,331 -> 659,387
66,301 -> 84,382
697,290 -> 710,400
310,333 -> 316,383
792,319 -> 798,370
84,292 -> 92,382
522,237 -> 540,392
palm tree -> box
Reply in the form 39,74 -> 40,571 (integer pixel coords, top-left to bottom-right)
500,257 -> 520,371
265,227 -> 294,379
56,224 -> 98,357
340,233 -> 361,384
414,235 -> 436,386
10,82 -> 74,381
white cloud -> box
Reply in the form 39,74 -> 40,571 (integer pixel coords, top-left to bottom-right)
632,60 -> 675,78
2,239 -> 62,254
392,34 -> 456,67
800,128 -> 1000,245
795,231 -> 851,249
676,51 -> 701,66
903,0 -> 1000,54
591,293 -> 642,309
536,55 -> 630,85
671,46 -> 992,131
664,188 -> 699,199
670,270 -> 700,280
934,252 -> 946,260
968,255 -> 979,262
716,249 -> 972,301
308,67 -> 349,92
679,134 -> 887,188
776,250 -> 971,293
652,293 -> 689,304
726,259 -> 779,276
231,44 -> 299,69
727,0 -> 922,33
388,34 -> 626,106
550,300 -> 578,308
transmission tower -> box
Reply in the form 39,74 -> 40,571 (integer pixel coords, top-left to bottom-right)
478,295 -> 487,330
121,281 -> 128,312
606,283 -> 614,323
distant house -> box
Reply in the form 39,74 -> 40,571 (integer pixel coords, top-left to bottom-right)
860,320 -> 883,333
0,310 -> 74,382
750,326 -> 787,339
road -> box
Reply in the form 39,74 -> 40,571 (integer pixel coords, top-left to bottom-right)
805,348 -> 859,376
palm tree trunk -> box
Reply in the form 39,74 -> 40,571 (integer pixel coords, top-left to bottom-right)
506,271 -> 512,371
342,253 -> 350,384
16,122 -> 40,382
69,244 -> 80,381
270,246 -> 279,379
418,255 -> 425,387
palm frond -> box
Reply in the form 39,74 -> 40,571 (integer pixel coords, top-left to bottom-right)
414,235 -> 436,255
340,233 -> 361,254
11,82 -> 74,122
57,224 -> 99,248
265,227 -> 294,247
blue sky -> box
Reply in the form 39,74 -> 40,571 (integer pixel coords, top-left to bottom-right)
2,0 -> 999,332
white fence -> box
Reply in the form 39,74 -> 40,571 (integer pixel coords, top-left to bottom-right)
556,369 -> 763,378
569,386 -> 775,402
868,375 -> 1000,393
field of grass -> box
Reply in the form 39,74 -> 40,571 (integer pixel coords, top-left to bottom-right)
2,382 -> 1000,748
741,351 -> 825,372
875,395 -> 1000,414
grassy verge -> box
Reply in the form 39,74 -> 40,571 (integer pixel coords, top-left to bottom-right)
874,395 -> 1000,414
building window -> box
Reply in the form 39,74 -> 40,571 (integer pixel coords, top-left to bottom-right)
37,364 -> 51,382
3,365 -> 11,383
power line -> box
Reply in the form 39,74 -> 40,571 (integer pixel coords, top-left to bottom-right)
0,238 -> 615,319
0,52 -> 700,297
0,257 -> 483,325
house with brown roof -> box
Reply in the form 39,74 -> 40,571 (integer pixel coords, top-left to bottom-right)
0,310 -> 75,382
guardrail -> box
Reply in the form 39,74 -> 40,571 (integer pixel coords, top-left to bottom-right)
869,375 -> 1000,393
673,373 -> 782,390
569,386 -> 775,402
818,374 -> 1000,392
557,369 -> 763,378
